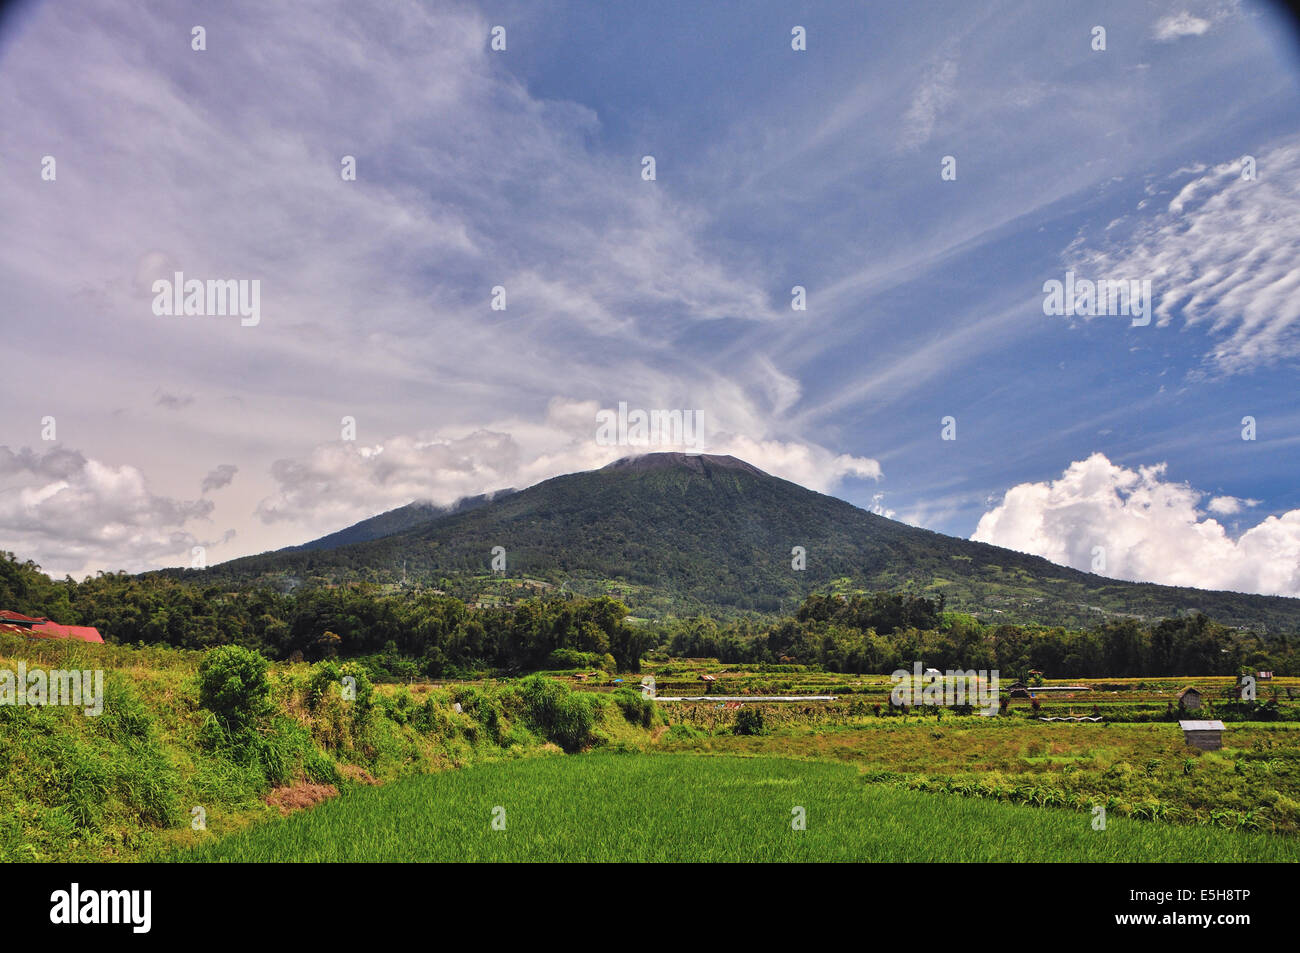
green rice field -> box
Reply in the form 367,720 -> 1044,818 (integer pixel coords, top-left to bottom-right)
170,753 -> 1300,862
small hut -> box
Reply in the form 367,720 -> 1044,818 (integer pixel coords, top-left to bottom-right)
1177,686 -> 1203,710
1180,720 -> 1225,751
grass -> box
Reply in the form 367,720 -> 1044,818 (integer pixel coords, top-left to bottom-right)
169,753 -> 1300,862
659,720 -> 1300,833
6,631 -> 1297,861
0,634 -> 655,861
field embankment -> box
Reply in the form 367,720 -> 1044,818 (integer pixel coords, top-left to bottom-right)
0,633 -> 658,862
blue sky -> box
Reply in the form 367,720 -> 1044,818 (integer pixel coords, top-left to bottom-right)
1,0 -> 1298,596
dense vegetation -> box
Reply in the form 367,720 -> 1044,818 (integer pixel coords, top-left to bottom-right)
0,632 -> 661,861
3,627 -> 1295,862
145,453 -> 1300,634
663,592 -> 1299,678
5,551 -> 1295,677
1,550 -> 649,675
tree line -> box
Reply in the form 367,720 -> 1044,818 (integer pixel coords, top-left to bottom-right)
3,552 -> 1295,677
663,592 -> 1297,678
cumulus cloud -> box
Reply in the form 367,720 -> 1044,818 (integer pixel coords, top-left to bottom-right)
868,492 -> 897,519
1207,494 -> 1259,515
0,445 -> 215,578
972,453 -> 1300,597
201,464 -> 238,493
1068,139 -> 1300,374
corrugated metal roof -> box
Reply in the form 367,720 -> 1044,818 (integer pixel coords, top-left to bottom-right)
29,622 -> 104,644
0,609 -> 48,623
1179,720 -> 1225,731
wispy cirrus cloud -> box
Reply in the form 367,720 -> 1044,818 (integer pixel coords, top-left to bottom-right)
1067,139 -> 1300,375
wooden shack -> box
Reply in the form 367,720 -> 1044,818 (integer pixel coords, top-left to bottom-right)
1177,686 -> 1203,710
1180,719 -> 1225,751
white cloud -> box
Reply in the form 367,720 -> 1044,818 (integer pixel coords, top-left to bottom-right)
252,396 -> 883,530
0,446 -> 215,578
1207,494 -> 1258,515
1070,140 -> 1300,374
972,453 -> 1300,597
1154,13 -> 1211,41
899,54 -> 958,151
868,492 -> 897,519
702,434 -> 881,492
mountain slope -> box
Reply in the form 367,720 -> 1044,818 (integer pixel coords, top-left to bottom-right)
283,492 -> 513,553
185,453 -> 1300,632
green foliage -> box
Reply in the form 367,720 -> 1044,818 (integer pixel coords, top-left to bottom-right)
197,645 -> 271,736
515,676 -> 594,752
733,706 -> 767,736
451,685 -> 504,744
611,688 -> 655,728
659,594 -> 1296,678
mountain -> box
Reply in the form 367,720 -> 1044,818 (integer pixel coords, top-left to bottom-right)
282,492 -> 513,553
180,453 -> 1300,633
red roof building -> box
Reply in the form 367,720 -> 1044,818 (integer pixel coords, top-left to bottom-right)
30,622 -> 104,644
0,609 -> 49,626
0,611 -> 103,643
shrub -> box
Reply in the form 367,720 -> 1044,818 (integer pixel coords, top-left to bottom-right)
452,686 -> 503,743
517,676 -> 594,752
733,706 -> 766,736
197,645 -> 271,736
611,688 -> 654,728
546,648 -> 590,669
664,722 -> 705,741
307,659 -> 375,730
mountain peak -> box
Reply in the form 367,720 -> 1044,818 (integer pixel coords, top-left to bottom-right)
600,452 -> 768,477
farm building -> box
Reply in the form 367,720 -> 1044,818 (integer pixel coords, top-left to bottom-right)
1177,686 -> 1203,710
0,610 -> 103,644
1180,720 -> 1225,751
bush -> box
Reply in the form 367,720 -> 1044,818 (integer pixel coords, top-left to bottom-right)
197,646 -> 271,736
516,677 -> 594,752
452,686 -> 503,743
546,648 -> 591,669
611,688 -> 654,728
733,706 -> 767,736
664,722 -> 705,741
307,660 -> 375,728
